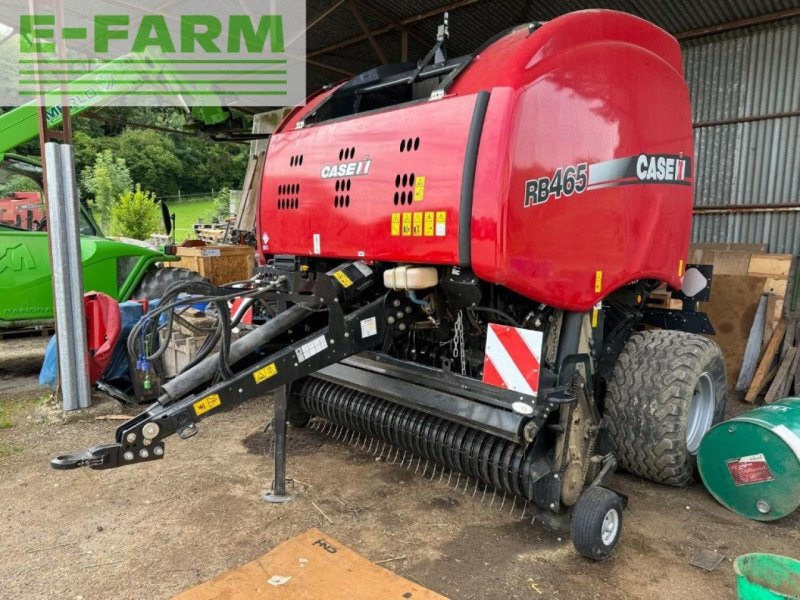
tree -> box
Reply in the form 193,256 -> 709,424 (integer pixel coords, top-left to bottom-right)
207,187 -> 231,222
0,174 -> 39,196
80,149 -> 133,230
111,184 -> 161,240
72,131 -> 99,178
109,128 -> 182,195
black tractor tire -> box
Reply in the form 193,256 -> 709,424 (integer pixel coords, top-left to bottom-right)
131,267 -> 208,300
604,330 -> 727,486
570,486 -> 623,561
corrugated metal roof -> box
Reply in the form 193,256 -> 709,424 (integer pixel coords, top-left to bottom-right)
306,0 -> 800,89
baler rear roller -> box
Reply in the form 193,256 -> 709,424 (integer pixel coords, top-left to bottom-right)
295,377 -> 536,502
293,375 -> 624,557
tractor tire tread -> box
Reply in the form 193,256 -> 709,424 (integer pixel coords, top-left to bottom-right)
132,267 -> 208,300
604,330 -> 726,487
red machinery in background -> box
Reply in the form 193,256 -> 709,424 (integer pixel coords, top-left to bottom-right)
0,192 -> 45,230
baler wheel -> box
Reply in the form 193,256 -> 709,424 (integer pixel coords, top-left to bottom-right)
604,330 -> 726,486
570,486 -> 623,560
131,267 -> 208,300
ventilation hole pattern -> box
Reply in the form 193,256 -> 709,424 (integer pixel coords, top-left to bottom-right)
277,182 -> 300,210
338,147 -> 356,161
392,172 -> 417,206
400,137 -> 421,152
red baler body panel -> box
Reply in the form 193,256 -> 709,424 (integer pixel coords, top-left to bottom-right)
260,93 -> 479,264
259,10 -> 694,311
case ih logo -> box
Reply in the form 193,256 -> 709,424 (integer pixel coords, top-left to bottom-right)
524,153 -> 692,207
320,158 -> 372,179
636,154 -> 689,182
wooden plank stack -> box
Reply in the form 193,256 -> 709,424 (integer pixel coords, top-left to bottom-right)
231,151 -> 265,237
743,318 -> 800,404
689,244 -> 797,402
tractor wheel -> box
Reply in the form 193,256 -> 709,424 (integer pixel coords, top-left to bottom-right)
570,486 -> 623,560
131,267 -> 208,300
604,330 -> 727,486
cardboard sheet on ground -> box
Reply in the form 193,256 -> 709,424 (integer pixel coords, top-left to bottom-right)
175,528 -> 448,600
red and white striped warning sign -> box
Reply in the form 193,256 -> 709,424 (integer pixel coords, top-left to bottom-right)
482,323 -> 543,396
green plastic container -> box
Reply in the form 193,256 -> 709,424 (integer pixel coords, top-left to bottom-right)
698,398 -> 800,521
735,554 -> 800,599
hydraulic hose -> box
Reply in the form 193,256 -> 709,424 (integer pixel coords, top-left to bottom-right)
159,302 -> 318,403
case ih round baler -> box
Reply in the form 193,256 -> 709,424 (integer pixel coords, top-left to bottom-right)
53,10 -> 726,560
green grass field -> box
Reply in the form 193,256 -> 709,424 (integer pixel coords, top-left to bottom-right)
169,198 -> 215,241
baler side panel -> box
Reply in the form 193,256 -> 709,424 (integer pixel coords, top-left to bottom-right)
472,37 -> 694,311
259,94 -> 484,263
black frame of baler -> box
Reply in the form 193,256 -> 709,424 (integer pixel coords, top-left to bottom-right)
52,258 -> 623,531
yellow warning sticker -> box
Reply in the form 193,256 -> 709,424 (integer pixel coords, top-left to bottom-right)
193,393 -> 221,416
412,212 -> 423,236
435,211 -> 446,237
424,211 -> 435,236
402,212 -> 412,236
391,213 -> 400,236
333,270 -> 353,288
414,176 -> 426,202
253,362 -> 278,384
594,270 -> 603,293
591,302 -> 602,328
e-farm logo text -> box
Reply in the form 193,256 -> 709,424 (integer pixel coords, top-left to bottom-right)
5,0 -> 305,107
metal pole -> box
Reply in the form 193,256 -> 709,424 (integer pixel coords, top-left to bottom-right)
60,145 -> 90,409
262,385 -> 292,503
45,143 -> 91,410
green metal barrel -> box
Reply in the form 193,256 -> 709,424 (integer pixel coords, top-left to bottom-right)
698,398 -> 800,521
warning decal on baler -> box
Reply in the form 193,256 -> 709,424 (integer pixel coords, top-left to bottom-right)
435,212 -> 446,236
193,393 -> 222,416
727,453 -> 775,486
412,212 -> 423,236
296,335 -> 329,363
401,213 -> 412,236
253,363 -> 278,384
414,176 -> 426,201
391,211 -> 446,237
424,212 -> 435,236
333,270 -> 353,288
482,323 -> 543,397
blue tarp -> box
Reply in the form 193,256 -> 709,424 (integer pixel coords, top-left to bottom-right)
39,301 -> 146,388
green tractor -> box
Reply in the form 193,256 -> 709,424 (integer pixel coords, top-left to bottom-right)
0,194 -> 198,328
0,100 -> 245,329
